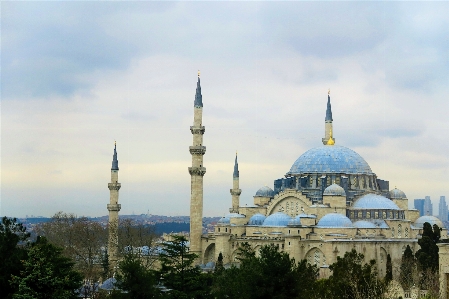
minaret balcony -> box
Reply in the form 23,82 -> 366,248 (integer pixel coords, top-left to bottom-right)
107,204 -> 121,212
108,183 -> 121,191
230,189 -> 242,196
189,146 -> 206,155
190,126 -> 205,135
188,166 -> 206,176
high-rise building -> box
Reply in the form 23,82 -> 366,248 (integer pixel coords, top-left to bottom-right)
414,199 -> 425,216
424,196 -> 433,216
439,196 -> 448,222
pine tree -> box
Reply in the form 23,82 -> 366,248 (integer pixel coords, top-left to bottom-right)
214,252 -> 224,274
385,254 -> 393,283
415,222 -> 440,272
399,245 -> 416,289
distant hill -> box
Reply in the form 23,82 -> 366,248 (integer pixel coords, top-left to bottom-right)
152,222 -> 190,235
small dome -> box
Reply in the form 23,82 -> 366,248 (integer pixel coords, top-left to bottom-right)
389,188 -> 407,199
262,212 -> 292,227
353,194 -> 400,210
100,278 -> 117,291
414,215 -> 444,229
217,213 -> 245,224
255,186 -> 275,197
248,213 -> 267,226
317,213 -> 353,228
353,220 -> 377,228
323,184 -> 346,196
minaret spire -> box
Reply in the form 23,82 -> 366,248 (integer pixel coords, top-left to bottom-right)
107,142 -> 121,272
189,72 -> 206,262
322,90 -> 335,145
230,152 -> 242,213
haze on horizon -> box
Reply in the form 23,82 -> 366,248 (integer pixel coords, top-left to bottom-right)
1,1 -> 449,218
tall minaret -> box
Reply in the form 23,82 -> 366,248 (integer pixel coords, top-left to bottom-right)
189,72 -> 206,260
107,142 -> 121,270
322,90 -> 335,145
229,152 -> 242,213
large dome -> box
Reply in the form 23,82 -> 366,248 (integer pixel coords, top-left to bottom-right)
287,145 -> 373,175
353,194 -> 400,210
317,213 -> 353,228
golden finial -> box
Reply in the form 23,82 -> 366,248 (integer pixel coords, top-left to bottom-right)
327,128 -> 335,145
236,150 -> 238,156
198,70 -> 200,77
328,88 -> 330,95
114,140 -> 116,146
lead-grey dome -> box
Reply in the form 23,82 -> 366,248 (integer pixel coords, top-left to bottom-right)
323,184 -> 346,196
287,145 -> 373,175
248,213 -> 266,226
262,212 -> 292,227
255,186 -> 275,197
414,215 -> 444,229
389,188 -> 407,199
317,213 -> 353,228
218,213 -> 245,224
353,194 -> 400,210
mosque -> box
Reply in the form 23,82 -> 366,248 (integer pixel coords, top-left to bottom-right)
185,74 -> 447,278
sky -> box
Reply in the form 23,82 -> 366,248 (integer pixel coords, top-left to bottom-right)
1,1 -> 449,218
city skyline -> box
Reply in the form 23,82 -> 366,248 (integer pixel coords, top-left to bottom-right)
2,2 -> 449,218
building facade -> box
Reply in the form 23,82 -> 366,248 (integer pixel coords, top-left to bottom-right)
440,196 -> 448,222
189,77 -> 447,278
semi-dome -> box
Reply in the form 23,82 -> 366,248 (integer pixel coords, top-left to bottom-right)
317,213 -> 353,228
414,215 -> 444,229
287,145 -> 373,175
262,212 -> 292,227
389,188 -> 407,199
255,186 -> 275,197
353,194 -> 400,210
323,184 -> 346,196
288,216 -> 301,226
248,213 -> 267,226
353,220 -> 377,228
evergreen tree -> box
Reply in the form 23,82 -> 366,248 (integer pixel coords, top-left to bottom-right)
0,217 -> 30,299
385,254 -> 393,283
157,235 -> 211,299
415,222 -> 440,272
11,236 -> 82,299
214,252 -> 224,274
115,253 -> 161,299
399,245 -> 416,289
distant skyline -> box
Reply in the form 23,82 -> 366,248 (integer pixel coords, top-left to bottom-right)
2,2 -> 449,218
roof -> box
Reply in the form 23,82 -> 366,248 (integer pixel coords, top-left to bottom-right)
317,213 -> 353,228
248,213 -> 266,226
323,184 -> 346,196
262,212 -> 292,227
414,215 -> 444,229
255,186 -> 275,197
389,188 -> 407,199
287,145 -> 373,175
353,194 -> 400,210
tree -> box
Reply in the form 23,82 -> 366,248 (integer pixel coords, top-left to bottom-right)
415,222 -> 440,272
385,254 -> 393,283
10,236 -> 82,299
399,245 -> 416,290
214,252 -> 224,274
157,235 -> 211,299
0,217 -> 30,299
115,253 -> 161,299
327,249 -> 384,299
212,243 -> 318,299
35,212 -> 107,281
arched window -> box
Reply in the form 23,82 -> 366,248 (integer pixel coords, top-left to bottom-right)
314,250 -> 320,266
391,227 -> 395,238
398,224 -> 402,238
405,227 -> 409,238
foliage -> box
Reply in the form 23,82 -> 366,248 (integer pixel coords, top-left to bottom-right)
0,217 -> 30,299
35,212 -> 107,281
158,235 -> 211,299
213,243 -> 318,299
115,253 -> 161,299
415,223 -> 440,273
385,254 -> 393,283
327,249 -> 384,299
214,252 -> 224,274
399,245 -> 416,289
10,236 -> 83,299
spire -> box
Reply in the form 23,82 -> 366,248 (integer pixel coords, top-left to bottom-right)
233,152 -> 239,178
326,128 -> 335,145
325,92 -> 333,122
111,142 -> 119,170
194,72 -> 203,108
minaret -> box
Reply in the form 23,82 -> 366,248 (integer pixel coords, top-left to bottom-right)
322,89 -> 335,145
230,152 -> 242,213
107,142 -> 121,271
189,72 -> 206,260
